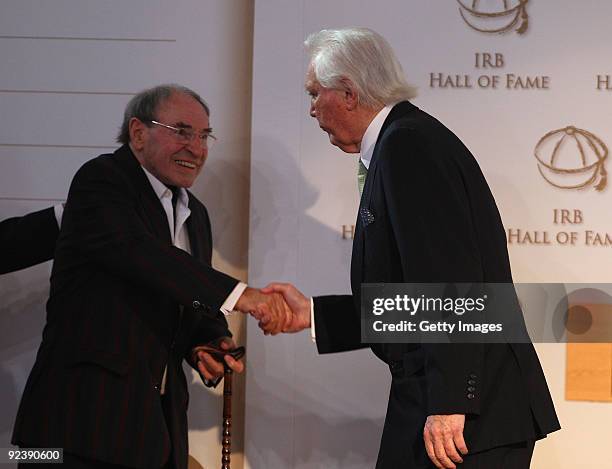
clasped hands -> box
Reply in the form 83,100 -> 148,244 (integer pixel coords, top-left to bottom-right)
235,284 -> 311,335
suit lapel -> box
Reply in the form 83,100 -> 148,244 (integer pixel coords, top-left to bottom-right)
350,101 -> 419,289
114,145 -> 172,245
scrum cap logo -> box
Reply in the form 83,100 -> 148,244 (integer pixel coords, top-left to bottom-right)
534,126 -> 608,191
457,0 -> 529,35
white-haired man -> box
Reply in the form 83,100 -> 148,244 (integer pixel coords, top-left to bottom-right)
262,28 -> 560,469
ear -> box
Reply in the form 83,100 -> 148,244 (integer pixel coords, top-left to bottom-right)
128,117 -> 148,151
339,78 -> 359,111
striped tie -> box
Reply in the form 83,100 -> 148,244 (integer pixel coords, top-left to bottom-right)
357,159 -> 368,196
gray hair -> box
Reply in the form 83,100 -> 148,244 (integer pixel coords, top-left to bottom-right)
304,28 -> 417,108
117,84 -> 210,144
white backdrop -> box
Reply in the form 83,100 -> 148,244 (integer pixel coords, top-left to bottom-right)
246,1 -> 612,468
0,1 -> 252,468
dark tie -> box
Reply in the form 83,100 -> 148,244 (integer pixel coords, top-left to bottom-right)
168,186 -> 180,228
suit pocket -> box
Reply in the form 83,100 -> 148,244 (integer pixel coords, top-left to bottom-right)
65,350 -> 131,376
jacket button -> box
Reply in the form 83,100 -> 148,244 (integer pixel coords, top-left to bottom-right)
467,393 -> 475,400
153,384 -> 160,391
468,379 -> 476,385
193,300 -> 201,309
467,386 -> 476,392
469,373 -> 477,379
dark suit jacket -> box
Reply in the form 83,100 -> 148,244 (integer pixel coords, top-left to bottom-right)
12,145 -> 239,469
313,102 -> 560,467
0,207 -> 58,274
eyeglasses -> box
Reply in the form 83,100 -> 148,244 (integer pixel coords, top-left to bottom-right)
149,120 -> 217,149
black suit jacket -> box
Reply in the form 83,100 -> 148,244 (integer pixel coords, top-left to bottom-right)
0,207 -> 58,274
12,145 -> 239,469
313,102 -> 560,466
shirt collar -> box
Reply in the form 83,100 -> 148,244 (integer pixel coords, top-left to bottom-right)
360,103 -> 396,170
141,166 -> 188,207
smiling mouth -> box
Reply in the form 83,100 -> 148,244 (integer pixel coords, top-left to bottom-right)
174,159 -> 197,169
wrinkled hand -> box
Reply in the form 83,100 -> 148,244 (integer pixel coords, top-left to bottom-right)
235,287 -> 292,335
191,337 -> 244,384
423,414 -> 468,469
260,283 -> 311,333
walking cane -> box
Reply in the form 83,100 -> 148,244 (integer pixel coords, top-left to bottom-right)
193,343 -> 245,469
221,346 -> 245,469
222,364 -> 233,469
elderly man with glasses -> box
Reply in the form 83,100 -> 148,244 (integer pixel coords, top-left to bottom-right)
12,84 -> 290,469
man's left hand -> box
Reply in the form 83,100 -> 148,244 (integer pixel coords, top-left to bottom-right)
423,414 -> 468,469
191,337 -> 244,384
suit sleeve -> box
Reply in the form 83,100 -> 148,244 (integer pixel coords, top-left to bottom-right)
379,127 -> 484,416
59,157 -> 239,317
0,207 -> 59,274
313,295 -> 368,354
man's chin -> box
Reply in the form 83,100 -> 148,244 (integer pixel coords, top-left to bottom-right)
169,177 -> 195,189
329,138 -> 358,154
172,169 -> 202,188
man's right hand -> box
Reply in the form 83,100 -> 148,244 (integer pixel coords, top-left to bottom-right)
259,283 -> 311,334
235,287 -> 292,335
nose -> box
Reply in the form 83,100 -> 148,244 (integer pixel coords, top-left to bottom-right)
185,136 -> 207,156
309,101 -> 317,118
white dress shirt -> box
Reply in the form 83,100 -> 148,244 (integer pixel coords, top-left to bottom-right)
359,104 -> 395,170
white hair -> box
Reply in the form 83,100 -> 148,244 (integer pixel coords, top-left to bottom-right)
304,28 -> 417,108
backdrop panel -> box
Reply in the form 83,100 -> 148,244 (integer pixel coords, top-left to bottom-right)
0,2 -> 253,468
247,1 -> 612,468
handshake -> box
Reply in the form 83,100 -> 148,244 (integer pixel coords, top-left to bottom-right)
235,283 -> 312,335
192,283 -> 311,384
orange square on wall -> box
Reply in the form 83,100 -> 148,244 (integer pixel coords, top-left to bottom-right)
566,343 -> 612,402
